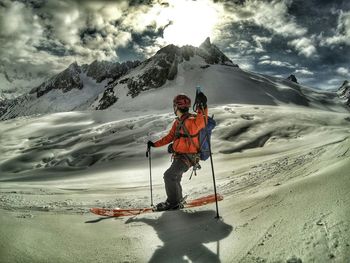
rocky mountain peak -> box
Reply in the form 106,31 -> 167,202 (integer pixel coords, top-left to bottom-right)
156,44 -> 181,56
95,38 -> 239,109
199,37 -> 212,49
86,59 -> 140,83
287,74 -> 298,83
198,37 -> 235,65
68,61 -> 79,70
30,62 -> 83,97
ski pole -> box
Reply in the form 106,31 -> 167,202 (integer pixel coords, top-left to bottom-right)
195,86 -> 220,218
202,106 -> 220,219
146,146 -> 154,207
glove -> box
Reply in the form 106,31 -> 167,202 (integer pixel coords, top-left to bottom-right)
167,143 -> 174,154
147,141 -> 155,148
196,92 -> 207,108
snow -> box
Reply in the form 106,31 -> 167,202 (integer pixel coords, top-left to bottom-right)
0,72 -> 107,119
0,72 -> 46,100
1,98 -> 350,262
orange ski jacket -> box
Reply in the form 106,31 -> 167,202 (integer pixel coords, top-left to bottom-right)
154,108 -> 208,154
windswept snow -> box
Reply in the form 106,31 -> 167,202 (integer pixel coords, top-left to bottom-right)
0,102 -> 350,262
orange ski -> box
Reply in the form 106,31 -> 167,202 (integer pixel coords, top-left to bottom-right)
90,194 -> 223,217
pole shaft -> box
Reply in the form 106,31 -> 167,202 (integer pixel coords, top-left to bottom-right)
208,137 -> 220,218
148,148 -> 154,207
202,107 -> 220,218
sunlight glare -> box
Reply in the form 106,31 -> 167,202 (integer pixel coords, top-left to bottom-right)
157,0 -> 221,47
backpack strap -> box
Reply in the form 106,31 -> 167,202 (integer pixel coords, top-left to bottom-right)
175,114 -> 200,153
181,123 -> 200,153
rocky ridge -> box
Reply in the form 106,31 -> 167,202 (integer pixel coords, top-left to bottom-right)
95,37 -> 238,109
30,60 -> 140,98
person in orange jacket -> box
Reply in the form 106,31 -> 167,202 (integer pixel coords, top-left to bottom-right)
147,92 -> 208,211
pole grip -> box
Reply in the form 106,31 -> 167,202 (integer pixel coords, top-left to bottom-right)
193,85 -> 202,112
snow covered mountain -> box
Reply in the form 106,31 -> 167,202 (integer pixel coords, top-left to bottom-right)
30,60 -> 141,98
0,38 -> 347,120
0,66 -> 46,100
0,59 -> 140,120
93,37 -> 238,110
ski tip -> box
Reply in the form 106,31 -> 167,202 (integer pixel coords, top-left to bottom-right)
217,193 -> 224,201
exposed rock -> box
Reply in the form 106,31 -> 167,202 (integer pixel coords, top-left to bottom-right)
102,38 -> 239,105
0,98 -> 7,116
287,74 -> 298,83
95,87 -> 118,110
338,80 -> 350,106
86,60 -> 140,83
198,37 -> 236,66
31,62 -> 83,98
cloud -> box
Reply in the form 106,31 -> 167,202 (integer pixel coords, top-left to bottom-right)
219,0 -> 308,38
322,10 -> 350,46
0,0 -> 226,78
0,1 -> 44,60
288,37 -> 317,58
252,35 -> 272,53
336,67 -> 350,77
258,59 -> 295,69
294,68 -> 314,76
259,55 -> 270,61
0,0 -> 145,78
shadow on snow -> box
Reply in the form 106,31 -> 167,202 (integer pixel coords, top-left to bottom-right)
126,209 -> 233,263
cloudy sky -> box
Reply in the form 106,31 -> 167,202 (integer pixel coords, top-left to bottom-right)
0,0 -> 349,91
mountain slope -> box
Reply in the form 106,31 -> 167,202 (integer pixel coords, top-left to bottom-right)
93,37 -> 237,110
0,38 -> 348,120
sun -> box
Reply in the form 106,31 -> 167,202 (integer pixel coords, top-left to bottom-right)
155,0 -> 221,47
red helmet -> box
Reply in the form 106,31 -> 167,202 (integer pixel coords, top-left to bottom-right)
173,94 -> 191,109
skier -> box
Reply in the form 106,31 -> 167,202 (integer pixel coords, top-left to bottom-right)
147,92 -> 208,211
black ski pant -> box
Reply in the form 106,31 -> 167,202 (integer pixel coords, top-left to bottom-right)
164,158 -> 189,205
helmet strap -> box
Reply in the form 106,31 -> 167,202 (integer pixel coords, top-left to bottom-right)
173,105 -> 178,116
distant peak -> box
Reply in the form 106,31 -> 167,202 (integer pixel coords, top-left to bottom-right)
68,61 -> 80,70
156,44 -> 181,55
203,37 -> 211,45
287,74 -> 298,84
199,37 -> 212,49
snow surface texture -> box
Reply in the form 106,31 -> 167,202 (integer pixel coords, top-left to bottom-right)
1,101 -> 350,262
